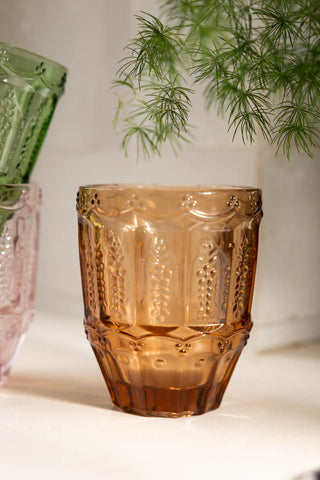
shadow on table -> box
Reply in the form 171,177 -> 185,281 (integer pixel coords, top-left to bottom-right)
5,373 -> 115,411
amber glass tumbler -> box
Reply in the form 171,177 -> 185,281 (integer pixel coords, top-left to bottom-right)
77,185 -> 262,417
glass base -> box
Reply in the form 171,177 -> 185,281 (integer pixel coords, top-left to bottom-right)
0,312 -> 33,387
0,365 -> 10,386
89,329 -> 246,417
111,382 -> 226,417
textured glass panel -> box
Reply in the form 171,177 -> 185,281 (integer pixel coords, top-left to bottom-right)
0,41 -> 66,184
0,184 -> 41,385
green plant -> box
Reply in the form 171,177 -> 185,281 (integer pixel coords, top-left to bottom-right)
114,0 -> 320,160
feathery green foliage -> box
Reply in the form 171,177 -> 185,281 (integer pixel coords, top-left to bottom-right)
114,1 -> 320,160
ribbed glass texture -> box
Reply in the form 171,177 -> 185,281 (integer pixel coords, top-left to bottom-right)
0,41 -> 67,184
77,185 -> 262,417
0,184 -> 41,385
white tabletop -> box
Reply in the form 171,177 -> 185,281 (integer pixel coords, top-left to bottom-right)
1,311 -> 319,480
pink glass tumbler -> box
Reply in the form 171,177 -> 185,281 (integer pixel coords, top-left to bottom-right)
0,184 -> 41,385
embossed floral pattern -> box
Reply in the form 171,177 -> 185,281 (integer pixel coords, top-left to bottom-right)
0,88 -> 15,163
106,231 -> 127,320
233,232 -> 258,321
0,185 -> 41,385
0,48 -> 9,64
227,195 -> 240,208
35,61 -> 46,75
149,237 -> 173,323
195,240 -> 219,322
179,193 -> 197,209
91,193 -> 100,207
249,191 -> 262,214
0,41 -> 66,184
126,193 -> 145,210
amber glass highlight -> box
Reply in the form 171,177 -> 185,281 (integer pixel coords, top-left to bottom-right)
77,185 -> 262,417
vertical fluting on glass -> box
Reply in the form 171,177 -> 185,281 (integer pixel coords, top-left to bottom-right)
77,185 -> 262,417
0,184 -> 41,385
0,41 -> 67,184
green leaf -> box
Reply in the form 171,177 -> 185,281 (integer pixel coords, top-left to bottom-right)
113,1 -> 320,160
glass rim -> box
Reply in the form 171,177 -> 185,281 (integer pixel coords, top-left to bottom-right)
0,40 -> 67,75
0,182 -> 40,190
79,184 -> 262,194
0,183 -> 41,210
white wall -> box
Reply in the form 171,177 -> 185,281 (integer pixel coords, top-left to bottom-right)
0,0 -> 319,349
254,143 -> 320,349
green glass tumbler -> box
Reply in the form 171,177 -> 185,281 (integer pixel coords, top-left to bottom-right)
0,41 -> 67,184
